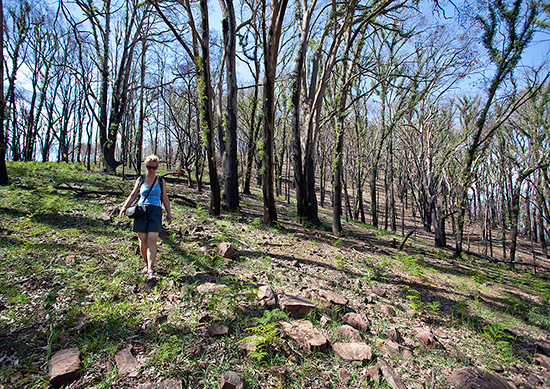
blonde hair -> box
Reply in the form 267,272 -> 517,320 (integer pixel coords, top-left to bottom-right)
144,155 -> 159,167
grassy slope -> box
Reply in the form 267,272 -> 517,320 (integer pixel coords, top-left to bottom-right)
1,162 -> 549,388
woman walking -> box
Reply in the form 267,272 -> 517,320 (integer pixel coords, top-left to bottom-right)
119,155 -> 172,279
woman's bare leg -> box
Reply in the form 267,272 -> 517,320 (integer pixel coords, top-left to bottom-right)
146,232 -> 159,276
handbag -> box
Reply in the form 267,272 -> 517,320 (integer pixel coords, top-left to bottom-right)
126,176 -> 157,219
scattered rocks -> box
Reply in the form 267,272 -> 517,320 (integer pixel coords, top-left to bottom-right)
221,371 -> 245,389
114,346 -> 140,376
257,285 -> 276,307
372,285 -> 386,297
303,288 -> 348,309
380,304 -> 396,317
49,347 -> 81,386
279,320 -> 329,353
335,325 -> 363,342
449,367 -> 514,389
415,327 -> 442,349
387,327 -> 402,343
197,283 -> 227,295
207,324 -> 229,337
216,242 -> 238,259
332,342 -> 373,362
266,366 -> 289,380
342,312 -> 369,332
277,294 -> 315,319
366,363 -> 380,383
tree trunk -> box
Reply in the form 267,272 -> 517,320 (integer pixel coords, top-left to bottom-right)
220,0 -> 239,210
0,0 -> 7,185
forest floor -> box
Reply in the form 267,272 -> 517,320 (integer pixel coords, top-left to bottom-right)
1,162 -> 550,389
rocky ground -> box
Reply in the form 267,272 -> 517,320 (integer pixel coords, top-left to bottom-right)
2,169 -> 550,388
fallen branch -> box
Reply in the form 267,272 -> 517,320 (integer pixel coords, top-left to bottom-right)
54,182 -> 124,196
398,228 -> 417,251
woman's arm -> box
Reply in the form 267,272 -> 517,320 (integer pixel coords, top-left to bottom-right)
118,178 -> 141,217
162,178 -> 172,224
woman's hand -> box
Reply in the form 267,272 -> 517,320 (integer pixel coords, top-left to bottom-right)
166,214 -> 172,225
118,207 -> 126,218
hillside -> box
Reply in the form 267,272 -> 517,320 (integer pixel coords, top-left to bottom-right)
1,162 -> 549,388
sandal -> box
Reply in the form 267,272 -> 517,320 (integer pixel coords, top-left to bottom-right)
147,270 -> 155,280
141,266 -> 148,274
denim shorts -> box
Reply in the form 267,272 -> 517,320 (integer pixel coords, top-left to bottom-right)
132,205 -> 163,233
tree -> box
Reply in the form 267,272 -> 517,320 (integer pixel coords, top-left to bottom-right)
220,0 -> 239,211
261,0 -> 289,225
0,0 -> 8,185
455,0 -> 545,254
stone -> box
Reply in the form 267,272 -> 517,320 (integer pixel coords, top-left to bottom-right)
380,340 -> 401,357
320,314 -> 332,327
338,367 -> 352,381
115,347 -> 140,375
135,379 -> 183,389
303,288 -> 348,309
449,367 -> 514,389
415,327 -> 442,348
221,371 -> 245,389
387,328 -> 402,343
279,320 -> 329,353
277,294 -> 315,319
257,285 -> 276,307
367,364 -> 380,382
187,344 -> 205,358
197,283 -> 227,294
335,325 -> 363,342
372,285 -> 386,297
216,242 -> 238,259
332,342 -> 373,362
342,312 -> 369,332
49,347 -> 81,386
535,353 -> 550,372
207,324 -> 229,337
379,358 -> 407,389
380,305 -> 396,317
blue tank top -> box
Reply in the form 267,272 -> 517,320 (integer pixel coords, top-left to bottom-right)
139,178 -> 162,207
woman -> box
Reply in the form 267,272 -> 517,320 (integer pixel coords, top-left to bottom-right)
119,155 -> 172,279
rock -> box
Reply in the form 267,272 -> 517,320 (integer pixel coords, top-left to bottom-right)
342,312 -> 369,332
115,347 -> 140,376
415,327 -> 442,349
186,344 -> 205,358
320,314 -> 332,327
258,285 -> 276,307
49,347 -> 81,386
279,320 -> 329,353
221,371 -> 245,389
367,363 -> 380,382
207,324 -> 229,337
379,358 -> 407,389
380,305 -> 396,317
332,342 -> 373,362
216,242 -> 238,259
303,288 -> 348,309
338,367 -> 352,381
372,285 -> 386,297
335,325 -> 363,342
387,328 -> 402,343
380,340 -> 401,357
197,283 -> 227,294
277,294 -> 315,319
449,367 -> 514,389
135,379 -> 183,389
535,353 -> 550,372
